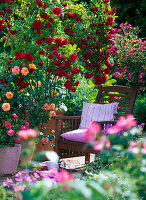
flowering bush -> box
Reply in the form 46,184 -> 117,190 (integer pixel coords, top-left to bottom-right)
111,22 -> 145,92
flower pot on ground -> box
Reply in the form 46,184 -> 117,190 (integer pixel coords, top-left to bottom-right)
0,144 -> 21,175
36,109 -> 64,153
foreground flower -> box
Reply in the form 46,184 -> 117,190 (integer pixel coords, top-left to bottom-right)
6,91 -> 13,99
107,115 -> 137,134
93,136 -> 111,151
2,103 -> 10,111
128,140 -> 146,155
83,122 -> 101,143
7,129 -> 15,136
58,170 -> 74,183
18,129 -> 38,140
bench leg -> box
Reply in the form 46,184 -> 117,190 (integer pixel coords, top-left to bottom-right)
85,153 -> 90,163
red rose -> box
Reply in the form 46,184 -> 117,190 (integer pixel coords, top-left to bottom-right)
71,87 -> 76,93
65,73 -> 72,78
56,69 -> 66,77
64,80 -> 73,90
54,38 -> 62,46
65,61 -> 71,67
96,42 -> 101,47
52,7 -> 62,15
49,18 -> 54,23
52,45 -> 57,50
10,28 -> 19,35
72,67 -> 80,74
43,3 -> 48,9
64,27 -> 70,34
75,81 -> 80,86
6,8 -> 11,14
32,20 -> 41,30
98,56 -> 103,62
36,0 -> 43,7
87,34 -> 93,40
104,0 -> 110,3
24,52 -> 35,62
69,53 -> 78,62
39,49 -> 45,55
79,45 -> 86,49
0,10 -> 4,15
15,52 -> 24,60
85,74 -> 93,79
104,67 -> 111,74
53,50 -> 58,56
48,54 -> 53,60
40,13 -> 49,20
47,67 -> 52,73
45,22 -> 52,29
69,40 -> 74,46
73,13 -> 78,19
81,38 -> 87,43
38,61 -> 43,66
46,37 -> 54,44
53,60 -> 61,66
7,60 -> 13,65
36,38 -> 43,45
17,77 -> 30,88
67,12 -> 73,19
61,38 -> 68,46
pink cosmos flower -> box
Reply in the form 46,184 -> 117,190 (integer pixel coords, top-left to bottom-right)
83,122 -> 101,143
12,66 -> 20,75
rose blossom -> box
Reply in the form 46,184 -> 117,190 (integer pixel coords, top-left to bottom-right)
6,91 -> 13,99
42,137 -> 49,144
4,121 -> 12,129
69,53 -> 78,62
12,66 -> 20,75
18,129 -> 38,140
2,103 -> 10,111
11,113 -> 18,119
49,111 -> 56,117
52,7 -> 62,15
21,67 -> 29,76
7,129 -> 15,136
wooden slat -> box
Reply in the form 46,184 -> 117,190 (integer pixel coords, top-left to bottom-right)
117,109 -> 129,113
68,119 -> 70,131
101,93 -> 131,98
71,119 -> 74,130
52,116 -> 81,120
99,98 -> 131,103
118,104 -> 130,108
64,120 -> 67,132
100,85 -> 135,93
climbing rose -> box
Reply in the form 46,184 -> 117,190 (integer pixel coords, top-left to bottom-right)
49,111 -> 56,117
32,20 -> 41,30
6,91 -> 13,99
7,129 -> 15,136
21,67 -> 29,76
4,121 -> 12,129
52,7 -> 62,15
69,53 -> 78,62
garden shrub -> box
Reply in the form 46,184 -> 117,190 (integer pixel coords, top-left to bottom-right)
133,94 -> 146,128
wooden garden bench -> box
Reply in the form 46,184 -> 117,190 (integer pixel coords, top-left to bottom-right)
52,85 -> 137,163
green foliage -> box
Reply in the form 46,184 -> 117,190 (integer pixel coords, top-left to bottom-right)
133,94 -> 146,127
0,187 -> 16,200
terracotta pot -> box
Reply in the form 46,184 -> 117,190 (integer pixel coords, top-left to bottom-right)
36,109 -> 64,153
0,144 -> 21,175
19,140 -> 35,166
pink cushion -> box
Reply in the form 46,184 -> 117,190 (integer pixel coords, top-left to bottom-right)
60,129 -> 88,143
79,102 -> 119,129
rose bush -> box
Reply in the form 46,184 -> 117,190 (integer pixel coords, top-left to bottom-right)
111,22 -> 145,93
0,0 -> 117,132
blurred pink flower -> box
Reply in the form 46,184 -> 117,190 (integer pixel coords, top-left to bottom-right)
57,169 -> 74,183
15,137 -> 22,143
93,136 -> 110,151
83,122 -> 101,143
18,129 -> 38,140
11,113 -> 18,119
107,115 -> 137,134
12,66 -> 20,75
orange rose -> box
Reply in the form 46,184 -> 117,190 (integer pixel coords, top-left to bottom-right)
43,103 -> 49,111
49,111 -> 56,117
28,63 -> 36,69
2,103 -> 10,111
20,89 -> 24,93
6,91 -> 13,99
23,63 -> 26,66
21,67 -> 29,76
42,137 -> 49,145
36,81 -> 41,87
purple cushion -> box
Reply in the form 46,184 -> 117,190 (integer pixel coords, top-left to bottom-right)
79,102 -> 119,129
60,129 -> 89,143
